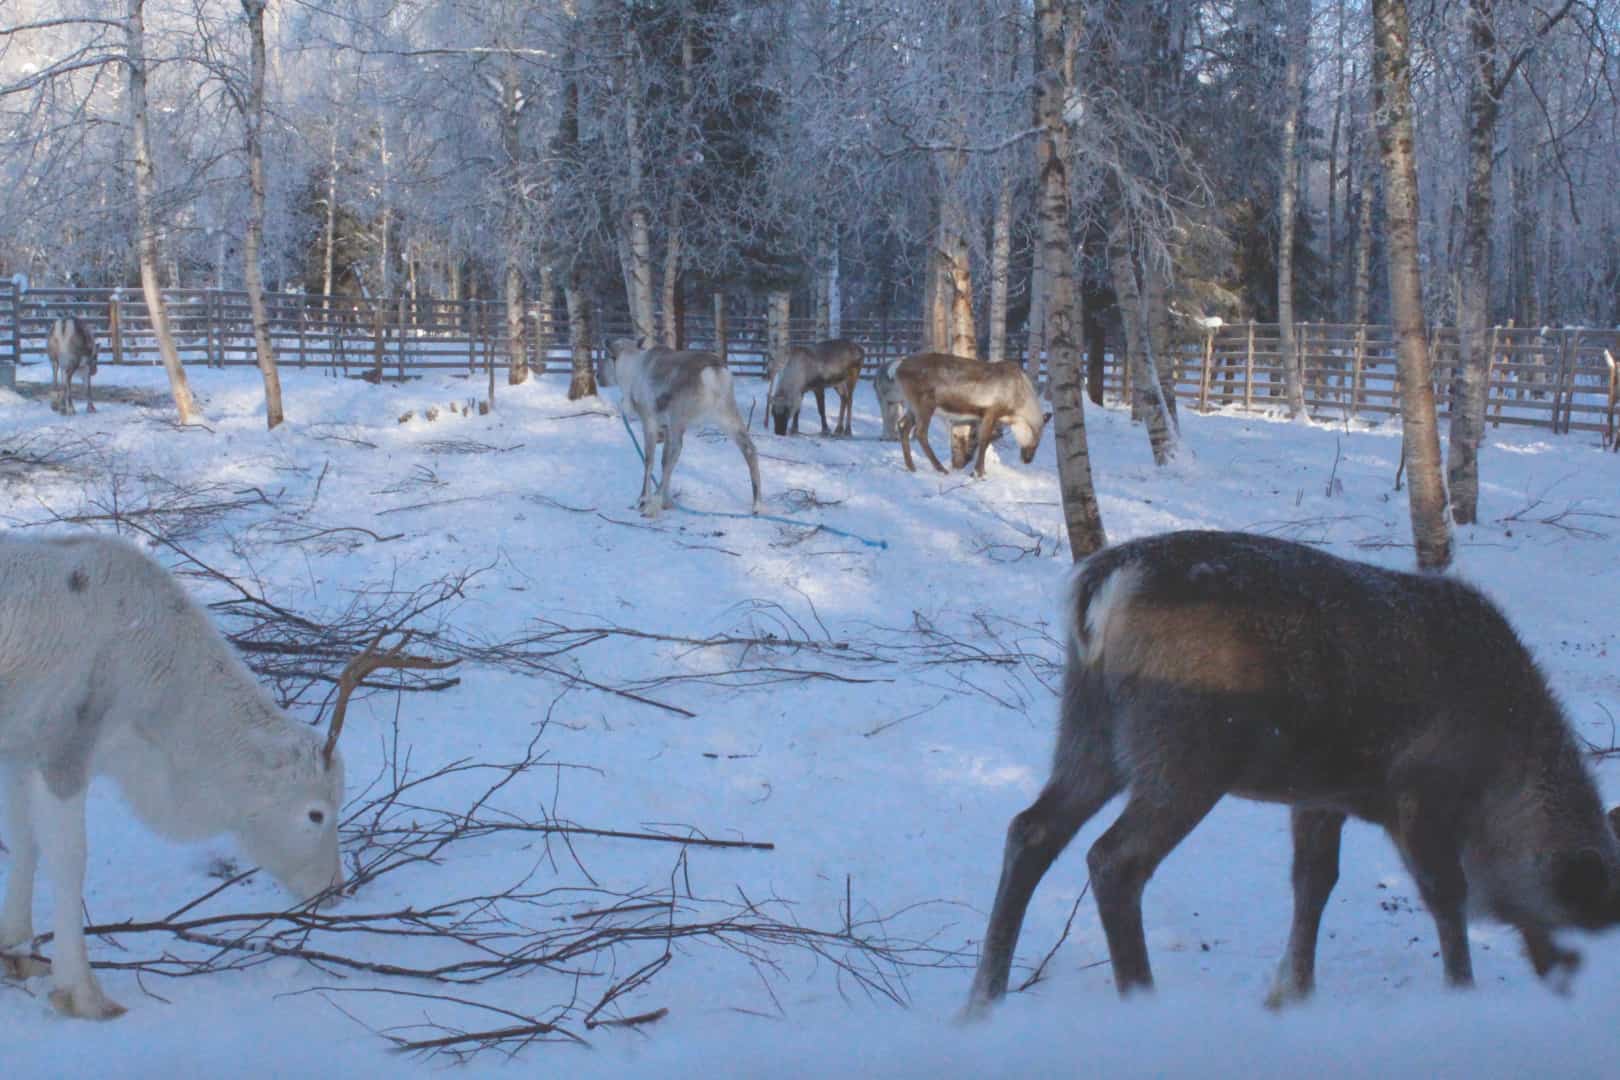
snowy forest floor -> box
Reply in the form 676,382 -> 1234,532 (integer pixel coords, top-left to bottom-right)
2,362 -> 1618,1077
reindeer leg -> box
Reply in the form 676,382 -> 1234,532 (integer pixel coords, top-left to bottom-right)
964,745 -> 1124,1017
28,772 -> 124,1018
1519,924 -> 1580,992
1389,780 -> 1475,989
1266,809 -> 1345,1008
654,424 -> 685,514
897,410 -> 918,471
972,410 -> 1003,478
913,406 -> 949,474
84,365 -> 94,414
1087,783 -> 1222,995
634,407 -> 660,514
0,766 -> 47,981
815,386 -> 830,435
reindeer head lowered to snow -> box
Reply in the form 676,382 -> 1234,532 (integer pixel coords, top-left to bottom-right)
0,534 -> 456,1019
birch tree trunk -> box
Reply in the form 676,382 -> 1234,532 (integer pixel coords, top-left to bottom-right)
1446,0 -> 1497,526
620,16 -> 656,346
767,289 -> 791,385
564,279 -> 596,399
322,130 -> 337,318
1446,0 -> 1570,523
240,0 -> 283,428
1275,0 -> 1310,419
1373,0 -> 1453,571
987,175 -> 1012,364
500,61 -> 528,387
814,237 -> 832,341
127,0 -> 198,424
659,21 -> 694,350
1036,0 -> 1105,559
1109,218 -> 1175,464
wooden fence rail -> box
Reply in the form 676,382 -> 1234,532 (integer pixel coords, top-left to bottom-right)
2,288 -> 1617,440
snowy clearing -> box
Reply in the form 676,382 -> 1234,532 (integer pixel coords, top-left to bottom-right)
2,364 -> 1618,1077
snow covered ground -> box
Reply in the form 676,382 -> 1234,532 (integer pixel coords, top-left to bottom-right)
2,361 -> 1618,1077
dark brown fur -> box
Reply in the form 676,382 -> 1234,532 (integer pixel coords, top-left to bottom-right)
768,339 -> 864,437
894,353 -> 1045,478
966,530 -> 1620,1014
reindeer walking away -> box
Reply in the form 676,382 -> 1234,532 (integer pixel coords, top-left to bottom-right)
609,339 -> 763,518
767,338 -> 864,437
0,534 -> 449,1018
965,531 -> 1620,1016
895,353 -> 1047,478
45,317 -> 98,415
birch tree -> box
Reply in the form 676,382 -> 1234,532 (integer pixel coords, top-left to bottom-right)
1037,0 -> 1106,559
1446,0 -> 1576,525
1275,0 -> 1309,418
1372,0 -> 1452,571
237,0 -> 283,428
127,0 -> 199,424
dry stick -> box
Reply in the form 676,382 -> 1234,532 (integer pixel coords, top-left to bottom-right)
1016,881 -> 1094,992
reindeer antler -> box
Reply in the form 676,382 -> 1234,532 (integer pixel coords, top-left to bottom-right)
322,630 -> 460,766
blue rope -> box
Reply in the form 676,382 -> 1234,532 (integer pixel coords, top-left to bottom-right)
618,409 -> 888,550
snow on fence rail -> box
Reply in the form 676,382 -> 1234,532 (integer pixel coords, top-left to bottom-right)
1,287 -> 1616,440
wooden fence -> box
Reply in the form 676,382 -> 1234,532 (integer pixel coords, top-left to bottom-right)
3,287 -> 1617,441
0,279 -> 17,390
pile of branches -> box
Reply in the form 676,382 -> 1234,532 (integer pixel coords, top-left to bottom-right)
16,730 -> 965,1060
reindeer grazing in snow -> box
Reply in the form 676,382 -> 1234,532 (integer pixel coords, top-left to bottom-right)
766,339 -> 864,437
608,339 -> 763,518
894,353 -> 1047,478
46,317 -> 98,415
0,534 -> 452,1018
965,531 -> 1620,1018
872,357 -> 906,441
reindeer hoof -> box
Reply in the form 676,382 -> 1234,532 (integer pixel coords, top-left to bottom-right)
1263,982 -> 1310,1011
49,985 -> 127,1020
2,953 -> 48,980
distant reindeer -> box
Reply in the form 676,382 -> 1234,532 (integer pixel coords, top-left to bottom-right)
872,357 -> 906,441
608,339 -> 762,518
965,531 -> 1620,1018
894,353 -> 1047,478
46,317 -> 98,415
0,534 -> 451,1018
767,339 -> 864,437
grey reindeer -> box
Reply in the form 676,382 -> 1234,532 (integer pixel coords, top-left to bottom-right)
894,352 -> 1047,478
872,357 -> 906,441
608,339 -> 762,518
46,317 -> 98,415
0,535 -> 450,1018
966,530 -> 1620,1017
766,338 -> 864,437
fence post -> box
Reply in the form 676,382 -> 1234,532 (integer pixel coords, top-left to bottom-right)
1196,329 -> 1215,413
1349,322 -> 1366,417
372,299 -> 385,382
397,293 -> 407,380
0,281 -> 15,391
1243,320 -> 1255,411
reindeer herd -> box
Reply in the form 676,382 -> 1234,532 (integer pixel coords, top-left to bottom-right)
605,335 -> 1050,517
6,320 -> 1620,1028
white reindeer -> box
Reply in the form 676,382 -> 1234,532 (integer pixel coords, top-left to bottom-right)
46,317 -> 98,415
0,533 -> 446,1018
607,339 -> 762,518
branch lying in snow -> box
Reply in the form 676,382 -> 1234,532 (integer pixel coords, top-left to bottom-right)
14,726 -> 958,1061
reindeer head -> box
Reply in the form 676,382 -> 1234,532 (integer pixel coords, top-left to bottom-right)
237,632 -> 456,904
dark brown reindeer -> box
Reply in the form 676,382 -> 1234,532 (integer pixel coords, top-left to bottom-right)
767,338 -> 864,437
966,530 -> 1620,1017
46,317 -> 99,415
895,353 -> 1046,478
